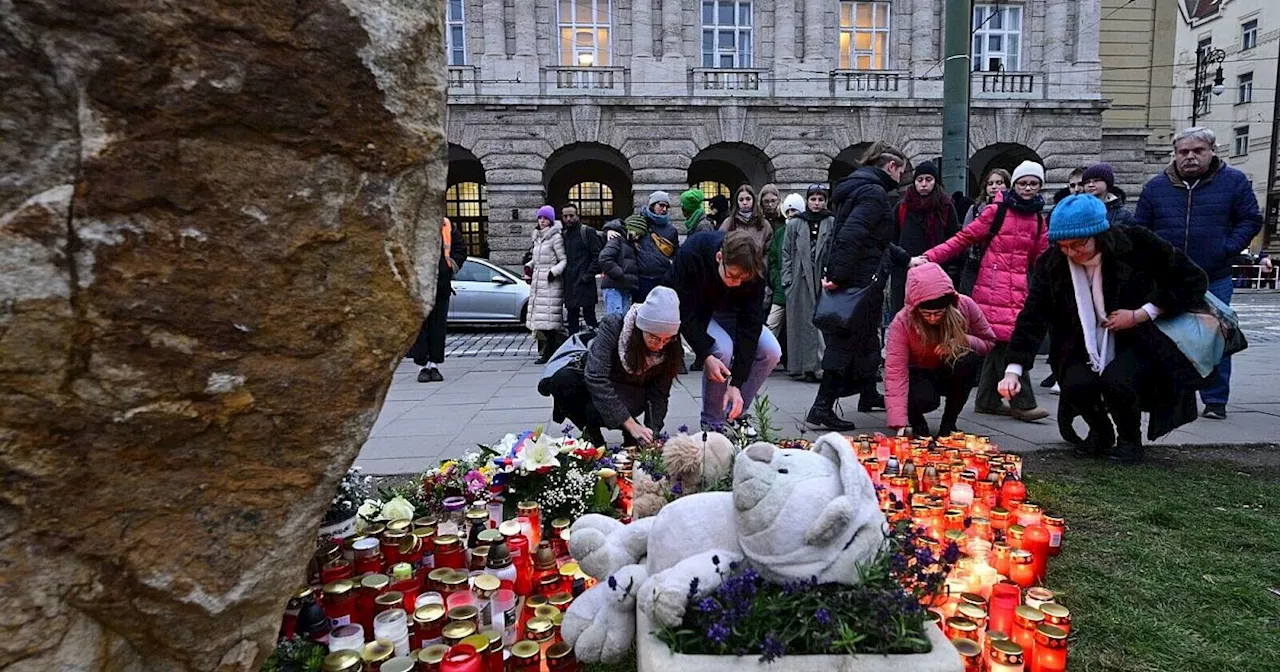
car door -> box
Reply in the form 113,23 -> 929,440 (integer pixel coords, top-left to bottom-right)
452,260 -> 518,322
448,260 -> 488,322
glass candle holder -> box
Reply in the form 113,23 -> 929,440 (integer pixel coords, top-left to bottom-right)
322,579 -> 356,629
1044,514 -> 1065,556
993,541 -> 1013,577
1016,502 -> 1043,528
1009,550 -> 1035,589
1022,524 -> 1051,583
945,616 -> 980,643
1040,602 -> 1071,636
989,639 -> 1025,672
1011,605 -> 1044,653
1024,587 -> 1055,610
1032,624 -> 1068,672
951,637 -> 982,672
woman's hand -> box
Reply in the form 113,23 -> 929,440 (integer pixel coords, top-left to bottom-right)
723,386 -> 745,421
1103,309 -> 1145,331
909,256 -> 929,268
606,230 -> 621,241
623,418 -> 654,444
997,372 -> 1022,400
821,278 -> 837,291
934,344 -> 950,357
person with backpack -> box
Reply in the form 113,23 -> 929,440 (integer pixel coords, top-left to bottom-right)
911,160 -> 1051,422
541,287 -> 684,447
885,262 -> 996,437
598,218 -> 639,315
560,203 -> 602,334
626,191 -> 682,302
887,160 -> 961,316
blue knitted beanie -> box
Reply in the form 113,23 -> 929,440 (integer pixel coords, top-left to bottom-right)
1048,194 -> 1109,242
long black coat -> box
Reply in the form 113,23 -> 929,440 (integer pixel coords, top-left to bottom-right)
887,197 -> 962,315
1007,225 -> 1208,440
562,222 -> 602,308
820,166 -> 897,376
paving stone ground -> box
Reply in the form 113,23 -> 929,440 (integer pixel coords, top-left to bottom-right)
357,291 -> 1280,474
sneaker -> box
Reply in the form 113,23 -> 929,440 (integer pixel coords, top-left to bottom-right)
802,372 -> 820,383
1201,403 -> 1227,420
805,407 -> 858,432
857,390 -> 886,413
1009,407 -> 1051,422
1039,374 -> 1056,388
1050,383 -> 1060,395
416,367 -> 433,383
428,368 -> 444,382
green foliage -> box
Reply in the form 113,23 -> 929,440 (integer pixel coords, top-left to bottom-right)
261,637 -> 325,672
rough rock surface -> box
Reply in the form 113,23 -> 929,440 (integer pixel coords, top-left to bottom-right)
0,0 -> 445,669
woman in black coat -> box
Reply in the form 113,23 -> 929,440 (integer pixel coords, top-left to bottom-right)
998,195 -> 1208,464
887,160 -> 961,316
806,142 -> 909,431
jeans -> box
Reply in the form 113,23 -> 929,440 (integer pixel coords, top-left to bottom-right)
1200,276 -> 1233,405
603,288 -> 631,316
567,304 -> 598,335
701,313 -> 783,427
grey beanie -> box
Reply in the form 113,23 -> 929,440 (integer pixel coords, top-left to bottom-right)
635,286 -> 681,337
648,191 -> 671,208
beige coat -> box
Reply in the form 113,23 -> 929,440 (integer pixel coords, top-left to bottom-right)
526,223 -> 567,331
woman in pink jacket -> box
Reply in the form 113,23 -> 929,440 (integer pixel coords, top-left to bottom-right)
911,160 -> 1050,422
886,263 -> 996,437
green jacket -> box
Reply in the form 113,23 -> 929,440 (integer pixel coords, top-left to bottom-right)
768,220 -> 787,305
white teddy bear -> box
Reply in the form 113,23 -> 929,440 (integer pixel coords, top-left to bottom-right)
563,432 -> 887,663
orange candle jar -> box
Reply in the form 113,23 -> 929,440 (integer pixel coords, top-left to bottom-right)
1040,603 -> 1071,635
507,640 -> 541,671
990,507 -> 1010,534
1011,606 -> 1045,653
956,603 -> 988,640
516,502 -> 542,548
1007,524 -> 1026,550
1000,478 -> 1026,511
1032,624 -> 1068,672
1016,502 -> 1043,528
1009,550 -> 1035,589
989,639 -> 1025,672
993,541 -> 1013,576
435,535 -> 465,571
1022,525 -> 1051,582
1044,515 -> 1065,556
1024,586 -> 1055,609
945,616 -> 980,643
945,508 -> 966,532
952,638 -> 982,672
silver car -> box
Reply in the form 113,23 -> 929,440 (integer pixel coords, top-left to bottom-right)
447,258 -> 530,325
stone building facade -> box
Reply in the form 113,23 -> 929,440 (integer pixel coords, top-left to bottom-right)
444,0 -> 1121,265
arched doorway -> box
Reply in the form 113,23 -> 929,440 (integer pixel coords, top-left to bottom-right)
968,143 -> 1042,197
544,143 -> 633,229
447,144 -> 489,258
828,142 -> 872,185
687,142 -> 775,193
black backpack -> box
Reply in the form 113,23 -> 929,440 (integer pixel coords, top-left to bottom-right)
957,201 -> 1043,295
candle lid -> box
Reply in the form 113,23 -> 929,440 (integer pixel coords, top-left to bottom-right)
535,605 -> 560,621
517,500 -> 541,513
1014,605 -> 1045,623
365,522 -> 387,537
428,568 -> 455,582
1035,624 -> 1069,647
413,603 -> 446,624
414,516 -> 439,528
498,520 -> 522,537
386,518 -> 413,534
448,605 -> 480,622
442,621 -> 477,640
990,639 -> 1024,664
1010,549 -> 1033,564
477,529 -> 504,544
551,517 -> 572,529
547,642 -> 574,660
1044,513 -> 1065,525
526,616 -> 554,638
361,573 -> 390,590
957,603 -> 986,621
434,534 -> 461,549
549,591 -> 574,607
1025,586 -> 1054,602
473,573 -> 501,592
950,638 -> 981,658
441,572 -> 469,588
362,640 -> 394,663
559,562 -> 581,577
526,594 -> 549,609
466,507 -> 490,521
321,650 -> 362,672
461,633 -> 492,654
986,630 -> 1009,643
374,591 -> 404,608
418,644 -> 448,664
323,579 -> 354,596
484,629 -> 503,646
944,616 -> 978,632
380,657 -> 415,672
352,537 -> 381,552
1040,602 -> 1070,619
511,641 -> 541,659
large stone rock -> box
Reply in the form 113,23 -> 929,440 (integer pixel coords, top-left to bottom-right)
0,0 -> 445,668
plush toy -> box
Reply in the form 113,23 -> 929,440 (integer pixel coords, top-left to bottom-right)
630,430 -> 735,519
564,432 -> 887,663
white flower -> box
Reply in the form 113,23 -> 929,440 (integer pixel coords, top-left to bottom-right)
378,495 -> 416,521
463,451 -> 480,462
357,498 -> 382,520
494,433 -> 519,455
516,433 -> 562,471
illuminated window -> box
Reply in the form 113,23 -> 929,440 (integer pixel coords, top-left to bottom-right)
701,1 -> 753,68
693,181 -> 732,200
446,0 -> 466,66
445,182 -> 489,257
972,5 -> 1022,72
839,1 -> 891,70
558,0 -> 611,67
568,181 -> 615,229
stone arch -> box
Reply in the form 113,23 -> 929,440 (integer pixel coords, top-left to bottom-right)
543,142 -> 633,229
446,143 -> 490,258
687,142 -> 775,193
968,142 -> 1042,196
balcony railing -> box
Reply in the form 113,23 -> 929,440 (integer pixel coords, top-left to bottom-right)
448,66 -> 476,93
543,66 -> 627,94
831,70 -> 906,97
974,71 -> 1038,96
691,68 -> 769,95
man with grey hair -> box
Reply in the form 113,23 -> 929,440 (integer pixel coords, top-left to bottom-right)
1134,126 -> 1263,420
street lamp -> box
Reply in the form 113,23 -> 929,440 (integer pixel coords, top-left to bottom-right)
1191,47 -> 1226,126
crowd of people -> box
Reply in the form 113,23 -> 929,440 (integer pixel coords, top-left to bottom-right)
420,126 -> 1263,465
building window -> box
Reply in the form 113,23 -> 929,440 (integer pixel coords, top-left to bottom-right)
1196,84 -> 1213,117
558,0 -> 611,67
1233,126 -> 1250,156
972,5 -> 1022,72
701,1 -> 753,68
568,181 -> 614,229
446,182 -> 489,257
839,1 -> 891,70
1196,36 -> 1213,59
1238,72 -> 1253,104
446,0 -> 466,66
693,181 -> 732,200
1241,19 -> 1258,51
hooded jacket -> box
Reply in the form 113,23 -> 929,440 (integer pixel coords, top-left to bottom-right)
825,166 -> 898,288
626,208 -> 682,280
526,223 -> 567,331
884,263 -> 996,428
598,219 -> 639,291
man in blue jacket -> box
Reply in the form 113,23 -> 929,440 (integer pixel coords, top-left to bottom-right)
1134,127 -> 1263,420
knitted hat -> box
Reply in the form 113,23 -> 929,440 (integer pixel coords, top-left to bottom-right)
680,188 -> 705,216
782,193 -> 805,216
648,191 -> 671,208
1081,163 -> 1115,189
623,216 -> 648,238
536,205 -> 556,221
1047,194 -> 1109,242
1011,161 -> 1045,185
635,286 -> 681,337
914,160 -> 940,180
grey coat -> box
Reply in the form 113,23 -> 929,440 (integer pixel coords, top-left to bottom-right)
526,223 -> 567,331
782,214 -> 835,376
584,313 -> 676,430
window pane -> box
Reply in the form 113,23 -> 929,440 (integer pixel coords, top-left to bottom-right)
990,8 -> 1003,30
703,28 -> 714,51
876,3 -> 889,27
855,31 -> 871,50
856,54 -> 870,69
560,0 -> 572,21
1008,34 -> 1020,66
720,29 -> 734,48
839,32 -> 851,67
1009,7 -> 1021,30
740,32 -> 751,66
720,53 -> 733,68
597,0 -> 609,24
739,2 -> 751,26
841,2 -> 852,27
597,29 -> 610,64
719,0 -> 733,24
561,29 -> 573,65
874,33 -> 887,63
449,0 -> 462,20
856,2 -> 871,26
989,35 -> 1002,52
703,1 -> 714,24
576,1 -> 591,23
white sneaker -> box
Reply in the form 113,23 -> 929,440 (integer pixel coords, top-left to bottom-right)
1050,383 -> 1060,395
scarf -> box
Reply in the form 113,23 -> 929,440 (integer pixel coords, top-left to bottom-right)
735,209 -> 755,225
619,305 -> 668,375
798,209 -> 833,223
902,188 -> 951,248
1068,254 -> 1115,374
684,206 -> 705,233
1003,189 -> 1046,214
643,208 -> 670,227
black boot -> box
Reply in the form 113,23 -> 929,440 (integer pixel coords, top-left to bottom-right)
806,406 -> 858,432
1110,439 -> 1144,465
583,426 -> 607,448
858,388 -> 886,412
1073,400 -> 1116,458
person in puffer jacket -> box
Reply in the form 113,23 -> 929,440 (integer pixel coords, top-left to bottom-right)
913,160 -> 1051,423
1080,163 -> 1135,227
598,218 -> 639,315
885,263 -> 996,437
626,191 -> 682,302
1133,127 -> 1263,420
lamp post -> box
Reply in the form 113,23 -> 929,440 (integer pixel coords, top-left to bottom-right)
1190,47 -> 1226,127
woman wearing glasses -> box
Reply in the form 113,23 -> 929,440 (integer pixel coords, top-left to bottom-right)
997,195 -> 1207,464
885,262 -> 996,437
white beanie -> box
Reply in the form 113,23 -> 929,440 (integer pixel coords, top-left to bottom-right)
635,286 -> 681,337
1011,160 -> 1045,185
782,193 -> 805,216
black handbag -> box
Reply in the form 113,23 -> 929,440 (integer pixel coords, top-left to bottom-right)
813,251 -> 891,335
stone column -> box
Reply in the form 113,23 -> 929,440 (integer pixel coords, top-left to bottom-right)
804,0 -> 826,63
910,0 -> 936,72
633,0 -> 654,57
514,0 -> 537,56
1074,0 -> 1100,63
662,0 -> 683,58
1042,1 -> 1069,69
482,0 -> 505,56
775,0 -> 797,62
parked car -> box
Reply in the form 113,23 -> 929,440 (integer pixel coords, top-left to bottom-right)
447,258 -> 530,325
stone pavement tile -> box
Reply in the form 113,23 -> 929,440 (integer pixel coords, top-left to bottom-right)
469,407 -> 555,426
372,416 -> 473,438
360,435 -> 453,460
371,400 -> 419,429
482,395 -> 551,411
384,385 -> 445,402
401,393 -> 492,411
357,456 -> 439,475
1230,403 -> 1280,417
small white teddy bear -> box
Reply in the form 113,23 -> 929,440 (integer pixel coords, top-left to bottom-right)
563,432 -> 887,663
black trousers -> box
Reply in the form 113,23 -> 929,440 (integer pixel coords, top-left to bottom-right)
1059,348 -> 1143,444
544,366 -> 604,431
908,352 -> 981,434
408,292 -> 450,366
567,304 -> 598,335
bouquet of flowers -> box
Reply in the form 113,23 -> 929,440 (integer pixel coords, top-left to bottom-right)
488,426 -> 614,522
420,450 -> 495,510
323,467 -> 372,526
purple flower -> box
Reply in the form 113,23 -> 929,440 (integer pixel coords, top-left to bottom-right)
678,424 -> 689,433
671,481 -> 683,496
815,608 -> 832,625
607,575 -> 618,590
561,422 -> 575,434
760,635 -> 785,662
707,622 -> 730,644
687,577 -> 701,599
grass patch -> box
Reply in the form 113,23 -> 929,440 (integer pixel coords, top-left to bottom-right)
587,450 -> 1280,672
